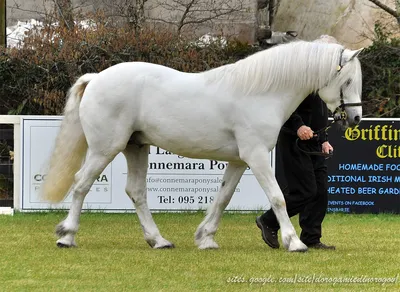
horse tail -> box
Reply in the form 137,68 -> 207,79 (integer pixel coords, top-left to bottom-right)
41,73 -> 98,203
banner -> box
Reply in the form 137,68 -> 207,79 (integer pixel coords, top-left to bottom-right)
20,117 -> 400,213
326,119 -> 400,213
21,117 -> 273,211
274,119 -> 400,214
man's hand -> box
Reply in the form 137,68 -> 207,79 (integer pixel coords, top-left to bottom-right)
297,125 -> 314,140
322,141 -> 334,154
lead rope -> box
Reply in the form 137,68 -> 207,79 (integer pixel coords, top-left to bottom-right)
295,119 -> 336,159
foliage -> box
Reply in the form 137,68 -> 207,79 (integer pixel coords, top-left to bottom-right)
1,12 -> 399,117
0,12 -> 257,115
359,23 -> 400,117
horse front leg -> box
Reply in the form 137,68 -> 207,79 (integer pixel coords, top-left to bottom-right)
242,147 -> 308,252
195,162 -> 247,249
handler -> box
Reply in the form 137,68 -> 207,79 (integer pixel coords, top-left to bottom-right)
256,35 -> 338,250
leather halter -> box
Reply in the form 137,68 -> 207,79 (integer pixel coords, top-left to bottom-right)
332,88 -> 363,122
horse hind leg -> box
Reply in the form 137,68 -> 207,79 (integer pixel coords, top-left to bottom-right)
56,151 -> 116,247
123,144 -> 174,249
195,162 -> 247,249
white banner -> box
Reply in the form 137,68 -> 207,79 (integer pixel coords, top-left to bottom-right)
21,117 -> 272,211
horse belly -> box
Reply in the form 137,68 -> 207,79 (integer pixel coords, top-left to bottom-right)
139,127 -> 241,162
145,134 -> 240,161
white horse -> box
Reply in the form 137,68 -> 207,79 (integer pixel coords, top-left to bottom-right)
41,40 -> 363,252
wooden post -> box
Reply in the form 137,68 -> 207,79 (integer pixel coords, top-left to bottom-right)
0,0 -> 5,47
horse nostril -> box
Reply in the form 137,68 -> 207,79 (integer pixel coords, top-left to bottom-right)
354,115 -> 361,124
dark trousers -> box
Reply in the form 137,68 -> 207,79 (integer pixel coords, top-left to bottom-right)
260,131 -> 328,245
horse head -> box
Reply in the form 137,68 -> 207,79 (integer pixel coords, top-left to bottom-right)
318,48 -> 363,129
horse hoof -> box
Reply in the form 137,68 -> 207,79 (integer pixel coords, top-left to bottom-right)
288,246 -> 308,253
56,239 -> 77,248
197,238 -> 219,250
57,242 -> 72,248
148,237 -> 175,249
288,240 -> 308,252
155,243 -> 175,249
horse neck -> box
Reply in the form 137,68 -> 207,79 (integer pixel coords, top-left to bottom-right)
272,89 -> 313,124
203,42 -> 340,97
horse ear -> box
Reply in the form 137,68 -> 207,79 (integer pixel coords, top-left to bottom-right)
341,48 -> 364,67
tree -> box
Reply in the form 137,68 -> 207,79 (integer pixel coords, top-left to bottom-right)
368,0 -> 400,24
53,0 -> 74,29
149,0 -> 246,36
99,0 -> 148,33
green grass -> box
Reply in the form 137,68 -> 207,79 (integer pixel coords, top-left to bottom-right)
0,212 -> 399,291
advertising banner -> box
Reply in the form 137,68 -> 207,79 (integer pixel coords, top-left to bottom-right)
21,117 -> 400,214
274,119 -> 400,214
326,119 -> 400,214
21,117 -> 273,211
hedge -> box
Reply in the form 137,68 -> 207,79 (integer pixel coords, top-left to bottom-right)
0,16 -> 398,117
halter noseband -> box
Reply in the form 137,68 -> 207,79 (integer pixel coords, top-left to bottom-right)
332,89 -> 363,122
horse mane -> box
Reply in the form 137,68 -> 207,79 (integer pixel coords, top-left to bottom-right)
203,41 -> 345,95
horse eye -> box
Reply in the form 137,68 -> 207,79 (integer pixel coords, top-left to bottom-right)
345,79 -> 352,87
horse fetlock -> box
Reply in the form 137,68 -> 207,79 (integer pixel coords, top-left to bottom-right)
281,233 -> 307,252
195,225 -> 219,249
55,222 -> 78,237
281,229 -> 296,249
194,228 -> 203,242
195,223 -> 216,239
281,234 -> 290,250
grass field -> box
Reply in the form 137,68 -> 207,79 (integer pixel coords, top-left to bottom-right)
0,212 -> 399,291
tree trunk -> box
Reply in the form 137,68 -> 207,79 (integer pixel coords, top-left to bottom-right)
135,0 -> 146,32
368,0 -> 400,24
0,0 -> 5,47
54,0 -> 74,30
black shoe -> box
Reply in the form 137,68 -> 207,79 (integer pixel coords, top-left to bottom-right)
256,216 -> 279,249
307,242 -> 336,250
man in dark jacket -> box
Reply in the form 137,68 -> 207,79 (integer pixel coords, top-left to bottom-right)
256,92 -> 336,250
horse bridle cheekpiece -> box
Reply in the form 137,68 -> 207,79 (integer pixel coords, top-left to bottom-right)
331,54 -> 362,122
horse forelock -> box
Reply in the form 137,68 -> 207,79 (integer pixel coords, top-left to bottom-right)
203,41 -> 345,96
